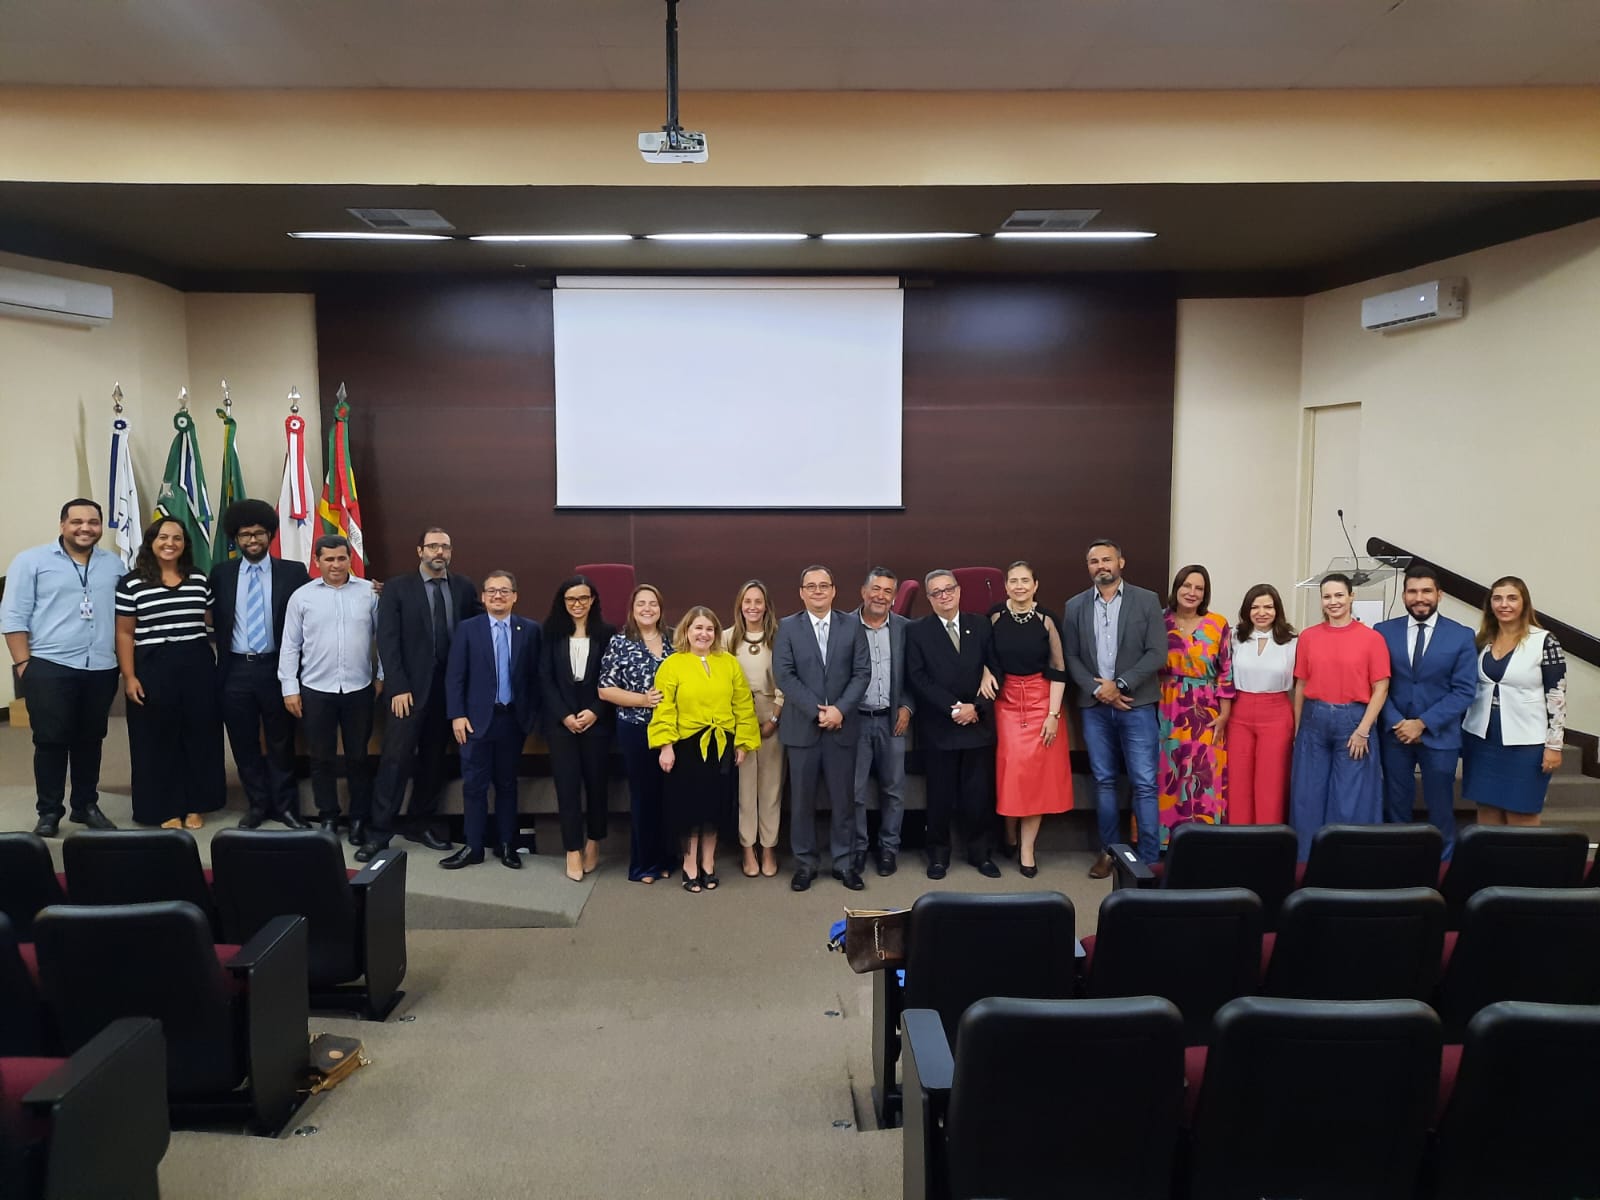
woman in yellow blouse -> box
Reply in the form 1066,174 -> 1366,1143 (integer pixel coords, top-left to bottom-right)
650,605 -> 761,892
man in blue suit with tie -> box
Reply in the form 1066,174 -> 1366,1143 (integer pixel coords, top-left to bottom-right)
1376,563 -> 1478,859
442,570 -> 541,869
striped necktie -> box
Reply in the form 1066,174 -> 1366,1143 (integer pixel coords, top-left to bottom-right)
245,563 -> 270,653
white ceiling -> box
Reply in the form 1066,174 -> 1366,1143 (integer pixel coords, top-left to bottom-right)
1,0 -> 1598,90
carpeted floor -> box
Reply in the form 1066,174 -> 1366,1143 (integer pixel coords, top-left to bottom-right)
1,718 -> 1113,1200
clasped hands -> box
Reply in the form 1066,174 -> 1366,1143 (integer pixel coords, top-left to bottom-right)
564,709 -> 599,734
1094,677 -> 1132,710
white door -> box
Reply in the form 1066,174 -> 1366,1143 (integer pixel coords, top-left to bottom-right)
1302,402 -> 1362,629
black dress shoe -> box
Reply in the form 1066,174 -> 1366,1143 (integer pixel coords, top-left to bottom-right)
319,818 -> 339,834
237,809 -> 266,830
276,812 -> 311,831
1019,861 -> 1039,879
971,858 -> 1002,879
877,850 -> 897,877
71,805 -> 117,831
852,851 -> 867,874
497,844 -> 522,870
791,867 -> 816,893
353,842 -> 387,864
406,829 -> 453,852
32,815 -> 60,838
927,861 -> 947,880
347,820 -> 368,848
832,868 -> 866,891
440,847 -> 484,869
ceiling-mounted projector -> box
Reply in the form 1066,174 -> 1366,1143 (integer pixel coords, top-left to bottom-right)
638,0 -> 707,164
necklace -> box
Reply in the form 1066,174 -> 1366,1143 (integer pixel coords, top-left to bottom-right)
1006,604 -> 1037,624
743,632 -> 765,655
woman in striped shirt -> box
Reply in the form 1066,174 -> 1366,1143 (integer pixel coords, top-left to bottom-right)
115,517 -> 225,828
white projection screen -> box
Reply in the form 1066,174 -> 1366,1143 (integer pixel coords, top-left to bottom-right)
552,276 -> 904,508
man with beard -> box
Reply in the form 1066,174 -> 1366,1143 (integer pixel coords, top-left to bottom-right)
1375,563 -> 1477,858
361,527 -> 482,862
211,499 -> 311,828
2,499 -> 122,836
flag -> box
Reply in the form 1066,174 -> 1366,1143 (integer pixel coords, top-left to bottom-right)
154,405 -> 213,573
316,384 -> 367,577
273,409 -> 316,567
211,405 -> 247,564
107,412 -> 143,569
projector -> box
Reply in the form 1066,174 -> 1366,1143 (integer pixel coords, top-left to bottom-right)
638,129 -> 708,164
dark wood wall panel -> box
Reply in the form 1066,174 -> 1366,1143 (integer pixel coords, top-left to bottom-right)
316,277 -> 1175,622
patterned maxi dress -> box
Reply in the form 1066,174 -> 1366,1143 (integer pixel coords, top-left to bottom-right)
1157,610 -> 1235,847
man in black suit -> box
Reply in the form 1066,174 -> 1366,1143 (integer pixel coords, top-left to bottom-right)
360,527 -> 482,862
210,500 -> 310,829
906,569 -> 1002,879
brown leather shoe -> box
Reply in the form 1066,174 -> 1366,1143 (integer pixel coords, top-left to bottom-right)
1088,853 -> 1114,880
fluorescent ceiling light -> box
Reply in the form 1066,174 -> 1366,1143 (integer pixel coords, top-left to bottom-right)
993,230 -> 1157,241
645,232 -> 809,242
470,234 -> 635,243
288,231 -> 452,241
820,232 -> 979,242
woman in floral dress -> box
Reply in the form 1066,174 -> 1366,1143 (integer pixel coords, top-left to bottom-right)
1157,564 -> 1234,847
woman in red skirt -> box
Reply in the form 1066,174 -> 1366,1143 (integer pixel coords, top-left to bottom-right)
1227,583 -> 1297,824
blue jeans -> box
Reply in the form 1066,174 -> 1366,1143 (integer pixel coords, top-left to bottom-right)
1290,699 -> 1383,859
1081,703 -> 1160,862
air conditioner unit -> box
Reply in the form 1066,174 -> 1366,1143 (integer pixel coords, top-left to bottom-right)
1360,278 -> 1465,332
0,267 -> 114,328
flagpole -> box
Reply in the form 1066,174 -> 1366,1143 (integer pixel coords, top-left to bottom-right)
274,385 -> 315,568
212,379 -> 247,564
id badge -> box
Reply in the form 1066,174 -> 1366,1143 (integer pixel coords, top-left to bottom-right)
80,595 -> 94,620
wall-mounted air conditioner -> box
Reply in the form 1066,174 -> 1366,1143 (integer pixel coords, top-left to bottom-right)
1360,278 -> 1465,332
0,267 -> 114,328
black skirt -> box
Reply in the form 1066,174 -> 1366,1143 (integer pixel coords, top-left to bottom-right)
664,734 -> 736,837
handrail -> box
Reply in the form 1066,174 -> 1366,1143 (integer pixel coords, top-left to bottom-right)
1366,537 -> 1600,672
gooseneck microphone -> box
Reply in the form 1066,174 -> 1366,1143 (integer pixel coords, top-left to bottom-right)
1336,509 -> 1373,587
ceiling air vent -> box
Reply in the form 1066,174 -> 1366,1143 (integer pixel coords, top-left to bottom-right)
1000,209 -> 1101,232
346,208 -> 456,232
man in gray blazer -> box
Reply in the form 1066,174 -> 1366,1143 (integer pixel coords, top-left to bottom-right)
850,567 -> 915,877
774,565 -> 873,892
1063,538 -> 1167,874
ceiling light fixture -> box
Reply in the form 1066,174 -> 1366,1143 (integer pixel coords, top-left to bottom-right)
645,232 -> 809,242
470,234 -> 636,243
993,231 -> 1157,241
820,232 -> 979,241
287,231 -> 452,241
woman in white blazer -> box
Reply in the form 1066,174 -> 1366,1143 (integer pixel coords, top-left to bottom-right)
1461,576 -> 1567,825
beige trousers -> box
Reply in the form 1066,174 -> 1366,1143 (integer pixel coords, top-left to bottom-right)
737,730 -> 786,847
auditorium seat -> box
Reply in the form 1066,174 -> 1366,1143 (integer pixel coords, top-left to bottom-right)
0,1017 -> 168,1200
0,917 -> 47,1058
1434,886 -> 1600,1041
949,567 -> 1002,614
574,562 -> 635,628
1437,824 -> 1589,928
873,891 -> 1075,1129
1430,1000 -> 1600,1200
33,901 -> 310,1136
891,577 -> 919,615
1079,887 -> 1262,1044
210,829 -> 408,1020
1299,822 -> 1443,888
1187,996 -> 1441,1200
63,828 -> 221,935
901,995 -> 1184,1200
0,835 -> 66,942
1110,822 -> 1298,928
1261,887 -> 1445,1001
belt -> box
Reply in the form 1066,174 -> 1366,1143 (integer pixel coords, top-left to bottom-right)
232,651 -> 277,662
494,703 -> 513,713
859,707 -> 890,717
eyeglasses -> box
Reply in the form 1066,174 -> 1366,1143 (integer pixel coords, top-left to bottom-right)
421,542 -> 451,552
483,588 -> 515,598
927,586 -> 959,600
801,582 -> 834,592
236,530 -> 271,541
565,594 -> 594,605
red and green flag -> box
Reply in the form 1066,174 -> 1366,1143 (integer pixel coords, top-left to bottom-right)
316,383 -> 367,577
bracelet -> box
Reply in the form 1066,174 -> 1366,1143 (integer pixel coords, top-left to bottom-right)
1353,730 -> 1369,739
1047,710 -> 1061,719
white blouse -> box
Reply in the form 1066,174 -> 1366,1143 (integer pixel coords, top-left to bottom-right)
569,636 -> 591,681
1231,632 -> 1297,694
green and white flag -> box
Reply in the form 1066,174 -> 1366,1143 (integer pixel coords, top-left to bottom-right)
212,396 -> 247,563
153,399 -> 213,573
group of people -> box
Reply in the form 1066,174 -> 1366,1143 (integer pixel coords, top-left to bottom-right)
2,503 -> 1570,886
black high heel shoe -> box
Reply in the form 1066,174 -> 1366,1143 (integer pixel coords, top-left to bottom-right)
998,841 -> 1019,860
1018,857 -> 1038,879
682,870 -> 702,893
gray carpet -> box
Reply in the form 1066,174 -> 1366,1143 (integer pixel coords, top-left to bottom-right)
1,719 -> 1113,1199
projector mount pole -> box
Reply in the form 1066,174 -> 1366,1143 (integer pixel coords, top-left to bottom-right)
662,0 -> 686,151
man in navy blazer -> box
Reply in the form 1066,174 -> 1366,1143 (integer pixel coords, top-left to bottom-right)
441,570 -> 541,869
1376,563 -> 1478,859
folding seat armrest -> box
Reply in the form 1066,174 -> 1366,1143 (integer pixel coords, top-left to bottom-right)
1108,844 -> 1154,887
352,848 -> 408,1019
901,1009 -> 954,1200
228,913 -> 307,975
873,967 -> 906,1128
229,915 -> 310,1135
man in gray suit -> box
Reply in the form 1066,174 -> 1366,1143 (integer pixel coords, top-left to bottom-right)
1063,538 -> 1167,874
774,565 -> 872,892
850,567 -> 914,877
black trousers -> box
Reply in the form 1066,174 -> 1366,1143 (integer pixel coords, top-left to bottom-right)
370,665 -> 451,841
547,724 -> 611,852
127,641 -> 226,826
300,685 -> 374,821
460,708 -> 523,853
922,744 -> 995,861
21,657 -> 119,819
221,653 -> 299,818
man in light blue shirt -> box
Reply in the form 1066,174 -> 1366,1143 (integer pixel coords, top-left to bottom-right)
2,499 -> 124,836
279,535 -> 380,841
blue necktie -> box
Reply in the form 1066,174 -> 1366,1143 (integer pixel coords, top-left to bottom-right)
245,563 -> 270,653
1411,623 -> 1427,673
494,621 -> 513,706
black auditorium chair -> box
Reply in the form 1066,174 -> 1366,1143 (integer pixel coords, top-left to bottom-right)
1109,822 -> 1298,928
1437,824 -> 1589,928
0,834 -> 66,941
0,1017 -> 169,1200
0,916 -> 48,1057
902,995 -> 1185,1200
1431,1000 -> 1600,1200
1080,887 -> 1262,1043
1434,886 -> 1600,1041
1262,887 -> 1446,1002
210,828 -> 407,1020
1187,996 -> 1441,1200
1299,822 -> 1443,889
33,901 -> 310,1136
63,828 -> 221,934
873,891 -> 1075,1130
